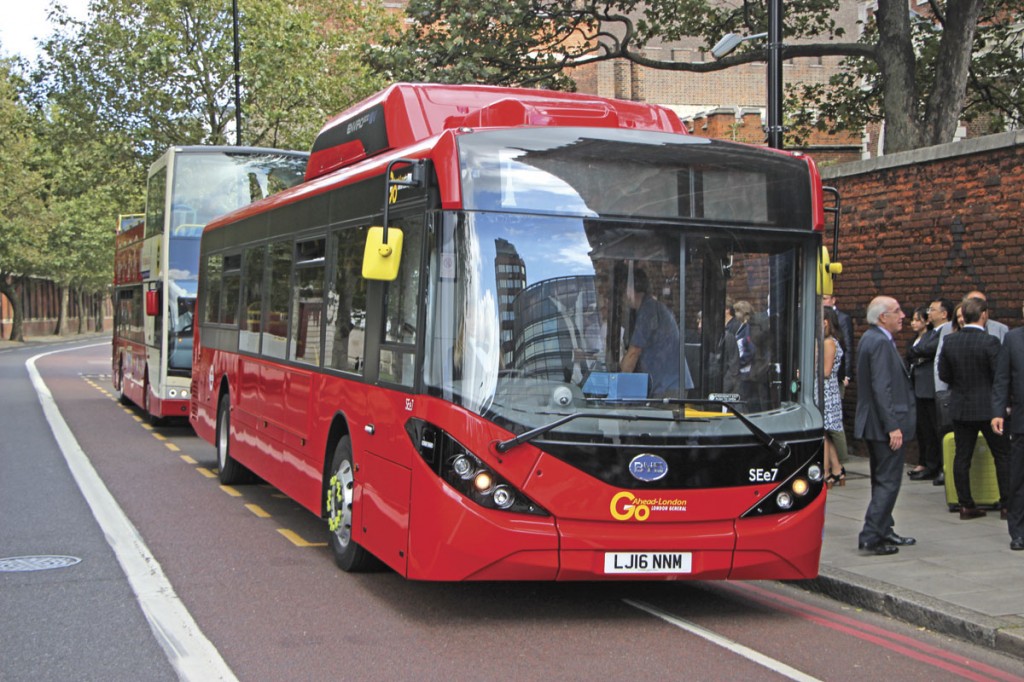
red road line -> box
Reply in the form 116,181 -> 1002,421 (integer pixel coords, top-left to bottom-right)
718,582 -> 1021,682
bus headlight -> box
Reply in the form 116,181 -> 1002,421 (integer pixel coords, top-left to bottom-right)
492,485 -> 515,509
452,454 -> 475,479
406,419 -> 548,516
473,471 -> 494,492
741,451 -> 824,518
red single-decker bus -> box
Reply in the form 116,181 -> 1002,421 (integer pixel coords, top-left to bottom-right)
191,84 -> 838,580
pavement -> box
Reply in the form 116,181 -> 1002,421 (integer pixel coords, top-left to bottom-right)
4,332 -> 1024,659
803,456 -> 1024,660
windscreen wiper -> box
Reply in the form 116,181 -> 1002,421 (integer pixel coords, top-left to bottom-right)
685,398 -> 792,465
494,410 -> 706,453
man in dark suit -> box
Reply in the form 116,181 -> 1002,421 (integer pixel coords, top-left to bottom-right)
991,301 -> 1024,550
937,297 -> 1011,519
854,296 -> 917,555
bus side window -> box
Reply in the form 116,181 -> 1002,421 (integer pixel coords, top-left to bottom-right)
263,240 -> 292,360
291,238 -> 326,366
220,253 -> 242,326
379,216 -> 423,386
325,226 -> 368,375
240,245 -> 266,354
203,254 -> 223,324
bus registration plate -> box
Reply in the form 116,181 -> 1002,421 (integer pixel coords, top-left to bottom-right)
603,552 -> 692,574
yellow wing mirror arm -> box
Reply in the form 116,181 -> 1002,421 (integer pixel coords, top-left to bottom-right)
362,158 -> 424,281
818,246 -> 843,295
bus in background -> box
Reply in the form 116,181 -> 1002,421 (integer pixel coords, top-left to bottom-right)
113,146 -> 308,423
191,84 -> 841,581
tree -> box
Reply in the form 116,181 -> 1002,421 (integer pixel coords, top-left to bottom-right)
374,0 -> 1024,154
0,56 -> 50,341
39,0 -> 397,153
9,0 -> 397,339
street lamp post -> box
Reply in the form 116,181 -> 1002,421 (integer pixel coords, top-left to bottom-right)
766,0 -> 784,149
232,0 -> 242,145
710,0 -> 785,149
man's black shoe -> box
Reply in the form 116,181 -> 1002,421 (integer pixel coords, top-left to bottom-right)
932,473 -> 945,486
858,542 -> 899,556
1011,537 -> 1024,551
885,533 -> 916,546
908,469 -> 937,481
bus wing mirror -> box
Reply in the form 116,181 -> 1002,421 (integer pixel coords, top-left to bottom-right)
145,289 -> 161,316
362,226 -> 404,281
817,246 -> 843,295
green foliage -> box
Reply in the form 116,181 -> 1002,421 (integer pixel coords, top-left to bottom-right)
379,0 -> 1023,154
0,57 -> 49,280
3,0 -> 397,306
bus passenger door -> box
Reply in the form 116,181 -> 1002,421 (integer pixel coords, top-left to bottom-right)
353,214 -> 425,575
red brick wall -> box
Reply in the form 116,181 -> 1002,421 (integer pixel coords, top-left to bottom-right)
822,132 -> 1024,333
822,131 -> 1024,458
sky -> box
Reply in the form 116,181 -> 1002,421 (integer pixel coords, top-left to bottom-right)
0,0 -> 90,61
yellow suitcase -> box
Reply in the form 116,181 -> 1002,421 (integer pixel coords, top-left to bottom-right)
941,432 -> 1001,511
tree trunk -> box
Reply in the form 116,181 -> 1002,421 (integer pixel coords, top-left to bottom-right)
875,0 -> 924,154
923,0 -> 985,146
76,287 -> 86,334
0,276 -> 26,342
56,284 -> 68,336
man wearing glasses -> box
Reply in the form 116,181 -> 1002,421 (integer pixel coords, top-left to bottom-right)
854,296 -> 917,555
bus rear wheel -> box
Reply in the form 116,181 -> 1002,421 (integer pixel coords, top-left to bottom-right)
326,436 -> 377,572
216,394 -> 249,485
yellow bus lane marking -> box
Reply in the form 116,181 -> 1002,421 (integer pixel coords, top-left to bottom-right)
245,504 -> 271,518
83,374 -> 323,555
277,529 -> 327,548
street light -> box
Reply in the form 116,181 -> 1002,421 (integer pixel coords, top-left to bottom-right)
711,0 -> 785,149
710,32 -> 767,59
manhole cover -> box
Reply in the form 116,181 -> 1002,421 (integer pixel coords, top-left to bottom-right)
0,555 -> 82,572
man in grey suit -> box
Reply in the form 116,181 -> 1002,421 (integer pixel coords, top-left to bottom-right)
992,302 -> 1024,550
855,296 -> 917,555
938,297 -> 1011,519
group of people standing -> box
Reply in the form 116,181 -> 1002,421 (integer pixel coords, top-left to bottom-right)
838,290 -> 1024,555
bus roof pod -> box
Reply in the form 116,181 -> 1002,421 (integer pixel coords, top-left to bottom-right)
305,83 -> 687,182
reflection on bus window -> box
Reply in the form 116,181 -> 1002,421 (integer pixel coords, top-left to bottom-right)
379,216 -> 424,387
325,226 -> 368,374
263,241 -> 292,360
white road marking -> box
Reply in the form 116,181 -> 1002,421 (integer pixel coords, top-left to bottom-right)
28,346 -> 236,682
624,599 -> 822,682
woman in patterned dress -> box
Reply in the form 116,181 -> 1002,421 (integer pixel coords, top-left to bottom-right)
823,307 -> 846,486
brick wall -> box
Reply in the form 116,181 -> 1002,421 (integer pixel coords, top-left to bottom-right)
822,131 -> 1024,330
821,131 -> 1024,458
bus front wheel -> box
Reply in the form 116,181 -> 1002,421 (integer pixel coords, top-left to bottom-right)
326,436 -> 376,572
143,379 -> 163,426
216,394 -> 249,485
114,358 -> 129,405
